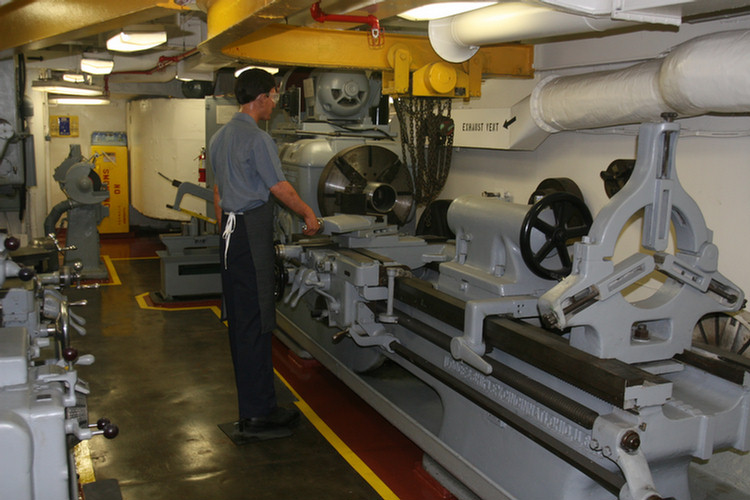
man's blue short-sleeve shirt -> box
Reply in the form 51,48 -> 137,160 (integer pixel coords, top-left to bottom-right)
209,112 -> 286,213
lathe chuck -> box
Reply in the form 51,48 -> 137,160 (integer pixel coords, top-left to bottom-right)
317,145 -> 414,225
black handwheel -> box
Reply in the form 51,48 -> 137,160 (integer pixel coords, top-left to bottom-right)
274,259 -> 288,302
520,192 -> 592,280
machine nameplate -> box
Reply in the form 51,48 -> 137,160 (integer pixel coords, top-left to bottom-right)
443,355 -> 594,451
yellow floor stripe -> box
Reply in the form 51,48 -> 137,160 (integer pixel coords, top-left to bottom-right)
134,292 -> 396,497
110,255 -> 159,261
134,291 -> 223,318
74,440 -> 96,484
98,255 -> 121,286
275,370 -> 400,500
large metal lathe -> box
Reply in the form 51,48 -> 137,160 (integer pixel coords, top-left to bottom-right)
274,118 -> 750,500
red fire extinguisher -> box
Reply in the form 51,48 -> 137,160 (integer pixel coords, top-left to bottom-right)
197,147 -> 207,184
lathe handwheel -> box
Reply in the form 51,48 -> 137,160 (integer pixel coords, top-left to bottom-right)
274,259 -> 288,302
520,192 -> 592,280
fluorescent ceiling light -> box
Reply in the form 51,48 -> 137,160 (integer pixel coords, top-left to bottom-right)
49,97 -> 111,105
81,58 -> 114,75
32,80 -> 104,96
62,73 -> 86,83
234,65 -> 279,78
398,2 -> 496,21
106,31 -> 167,52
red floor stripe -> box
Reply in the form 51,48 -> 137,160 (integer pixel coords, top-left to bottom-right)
272,338 -> 456,500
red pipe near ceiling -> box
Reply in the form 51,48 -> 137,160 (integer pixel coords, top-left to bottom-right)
310,1 -> 381,34
104,48 -> 199,93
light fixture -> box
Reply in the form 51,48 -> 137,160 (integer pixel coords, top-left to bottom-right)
234,65 -> 279,78
62,73 -> 86,83
49,97 -> 111,105
398,2 -> 496,21
106,30 -> 167,52
81,56 -> 114,75
32,79 -> 104,96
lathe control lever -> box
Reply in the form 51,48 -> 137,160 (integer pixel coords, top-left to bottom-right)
89,417 -> 120,439
67,416 -> 119,441
47,232 -> 77,252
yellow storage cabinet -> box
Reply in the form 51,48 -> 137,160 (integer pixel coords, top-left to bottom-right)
91,132 -> 129,234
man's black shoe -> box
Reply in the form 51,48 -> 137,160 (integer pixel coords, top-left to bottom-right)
238,406 -> 300,432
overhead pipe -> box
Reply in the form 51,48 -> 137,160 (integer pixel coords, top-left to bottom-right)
428,1 -> 637,63
310,1 -> 382,38
475,29 -> 750,150
104,48 -> 199,88
531,29 -> 750,133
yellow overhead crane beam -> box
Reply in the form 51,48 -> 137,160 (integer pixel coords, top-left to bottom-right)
0,0 -> 189,53
197,0 -> 316,66
221,24 -> 533,98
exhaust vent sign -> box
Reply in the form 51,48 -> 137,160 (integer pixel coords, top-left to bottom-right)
452,108 -> 512,150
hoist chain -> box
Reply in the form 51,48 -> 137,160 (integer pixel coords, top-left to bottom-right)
394,97 -> 454,208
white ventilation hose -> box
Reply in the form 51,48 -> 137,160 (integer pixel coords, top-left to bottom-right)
531,30 -> 750,133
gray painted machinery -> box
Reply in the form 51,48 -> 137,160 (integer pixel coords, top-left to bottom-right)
275,118 -> 750,499
157,178 -> 221,300
0,234 -> 118,499
272,68 -> 408,241
44,145 -> 110,279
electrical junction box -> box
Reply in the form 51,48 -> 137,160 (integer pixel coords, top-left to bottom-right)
91,132 -> 128,233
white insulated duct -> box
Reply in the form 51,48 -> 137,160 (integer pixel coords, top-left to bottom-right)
531,29 -> 750,133
428,1 -> 636,63
531,59 -> 669,133
659,29 -> 750,115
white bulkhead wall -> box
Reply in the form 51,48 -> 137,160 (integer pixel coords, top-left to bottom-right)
127,98 -> 207,221
445,15 -> 750,299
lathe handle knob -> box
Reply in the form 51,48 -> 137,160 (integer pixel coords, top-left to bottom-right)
17,267 -> 35,281
91,418 -> 119,439
102,423 -> 119,439
4,236 -> 20,251
62,347 -> 78,362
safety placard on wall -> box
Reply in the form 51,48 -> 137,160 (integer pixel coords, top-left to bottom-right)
92,145 -> 129,233
49,115 -> 79,137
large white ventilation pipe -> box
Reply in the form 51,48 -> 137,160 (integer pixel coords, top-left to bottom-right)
429,1 -> 636,63
531,29 -> 750,133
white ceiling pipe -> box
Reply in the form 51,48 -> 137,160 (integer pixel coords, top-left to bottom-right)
428,1 -> 637,63
531,58 -> 672,133
659,30 -> 750,116
530,29 -> 750,133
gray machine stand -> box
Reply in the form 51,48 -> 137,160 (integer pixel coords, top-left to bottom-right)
44,145 -> 109,280
157,179 -> 221,300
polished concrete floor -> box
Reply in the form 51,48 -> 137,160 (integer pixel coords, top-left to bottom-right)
72,235 -> 450,500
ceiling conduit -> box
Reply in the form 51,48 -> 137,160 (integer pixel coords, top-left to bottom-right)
428,1 -> 637,63
531,29 -> 750,132
484,29 -> 750,149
